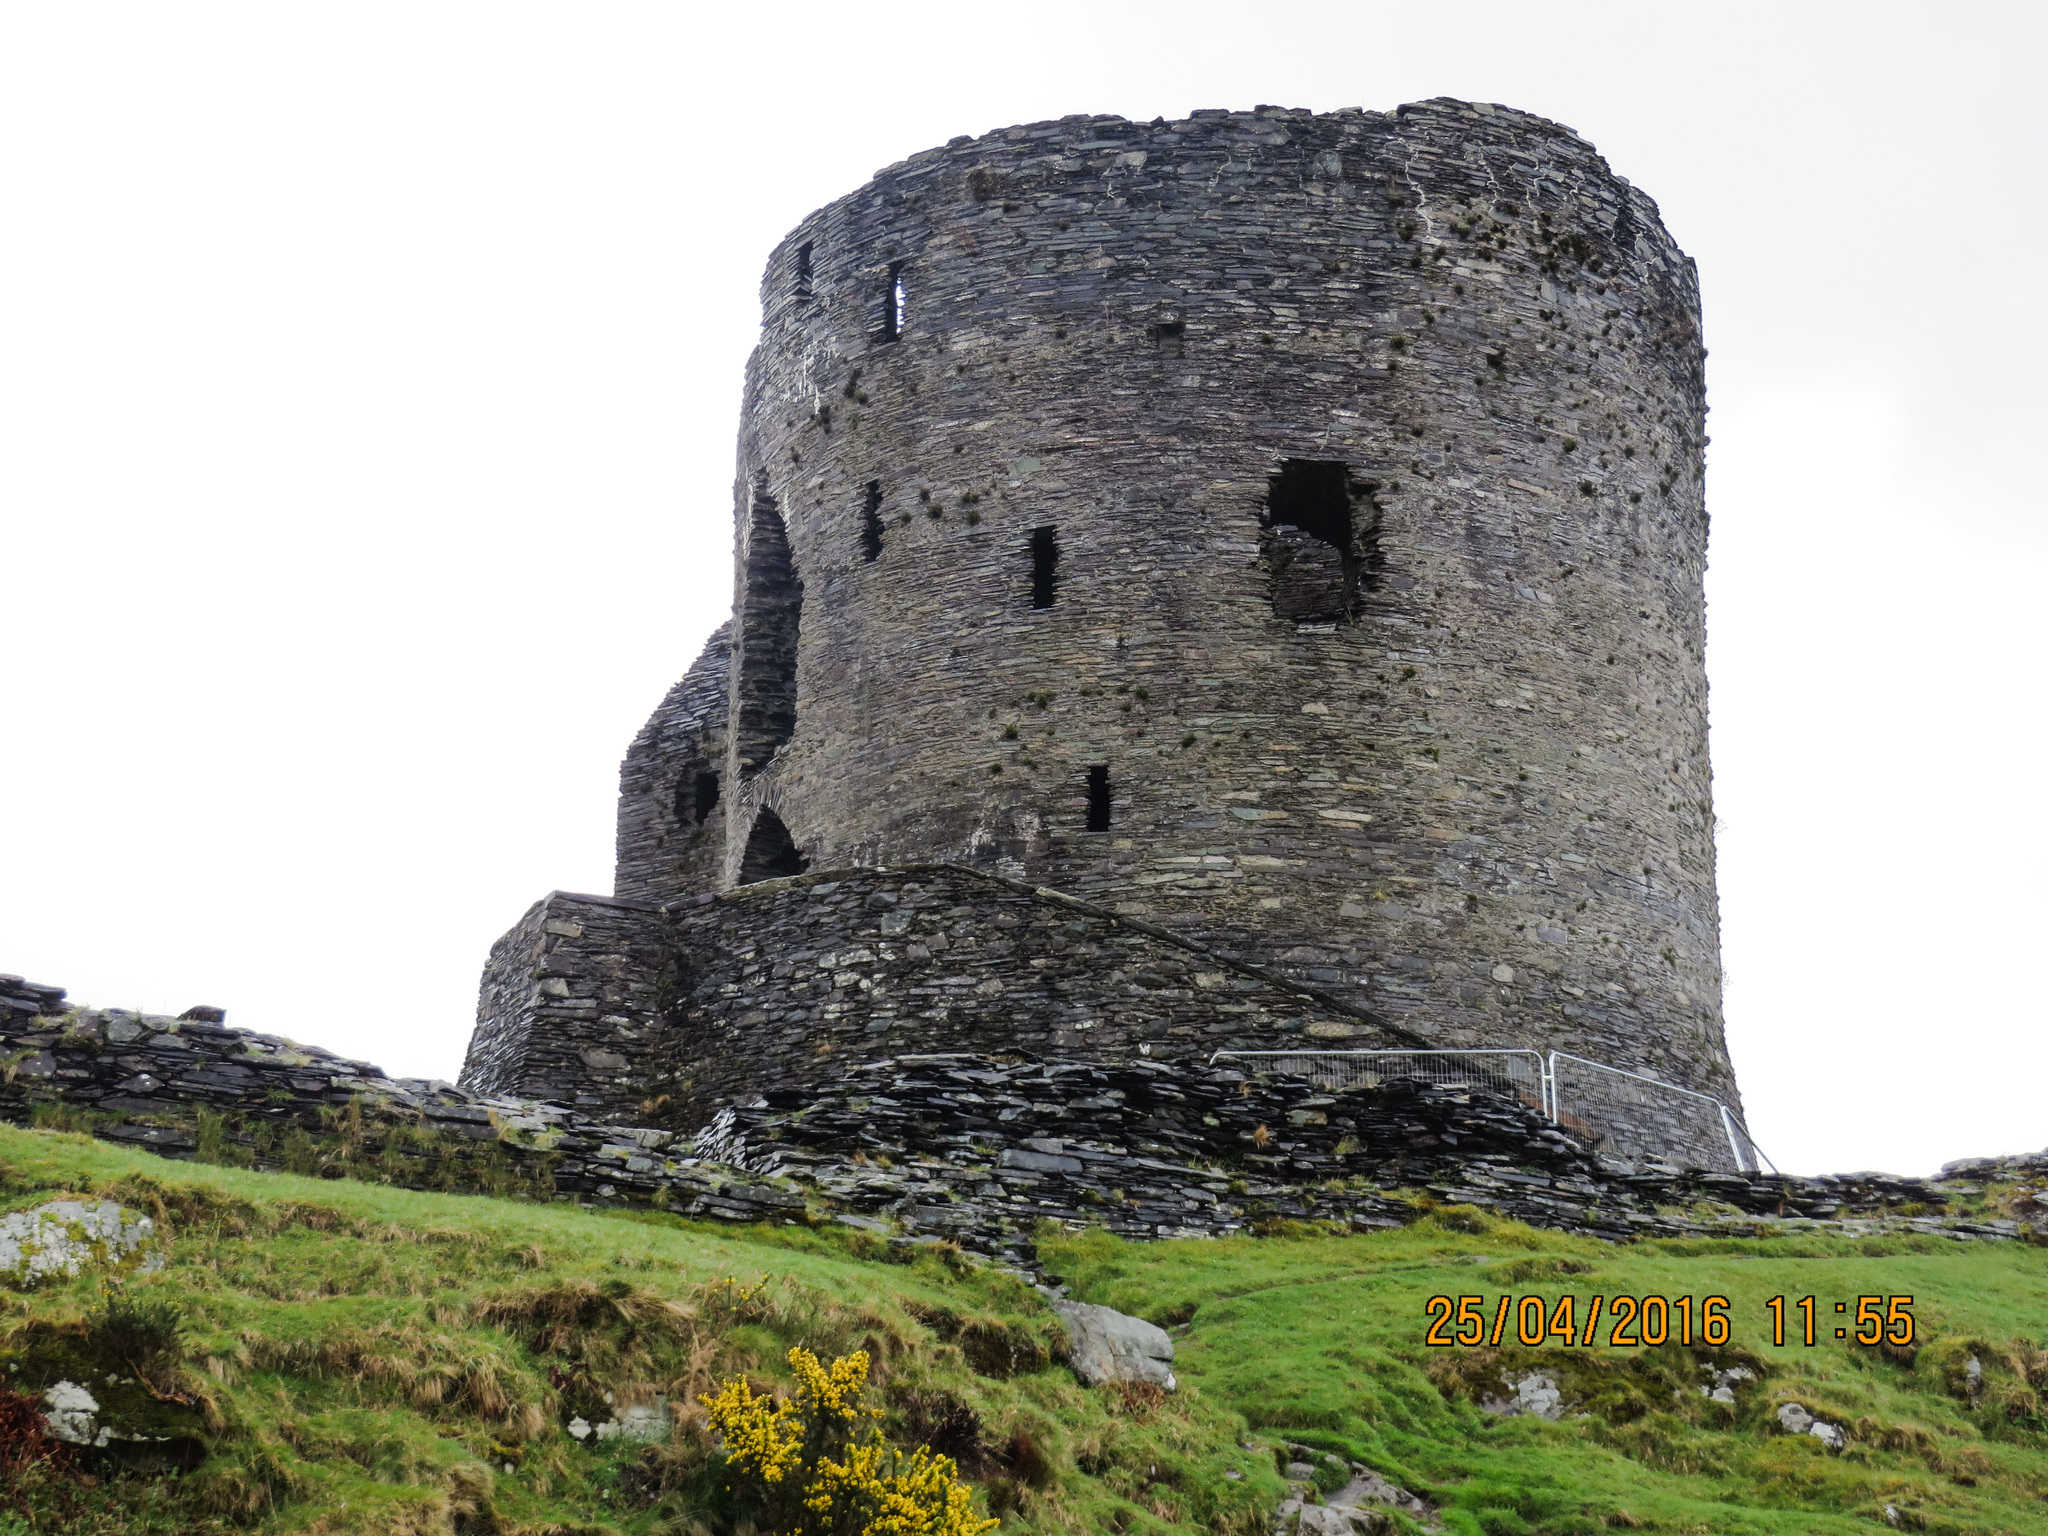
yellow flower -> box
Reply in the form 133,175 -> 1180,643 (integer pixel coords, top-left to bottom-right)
700,1348 -> 997,1535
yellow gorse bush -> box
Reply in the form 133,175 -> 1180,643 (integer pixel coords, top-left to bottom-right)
702,1346 -> 998,1536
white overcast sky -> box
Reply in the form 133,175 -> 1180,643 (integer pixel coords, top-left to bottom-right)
3,2 -> 2041,1177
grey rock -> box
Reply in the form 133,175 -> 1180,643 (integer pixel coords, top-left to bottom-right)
42,1380 -> 104,1446
1001,1147 -> 1083,1173
1482,1372 -> 1565,1420
1052,1300 -> 1176,1390
1776,1401 -> 1846,1450
0,1201 -> 162,1286
1701,1364 -> 1755,1404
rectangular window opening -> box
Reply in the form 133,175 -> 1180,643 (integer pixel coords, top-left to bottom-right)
1264,458 -> 1383,625
859,481 -> 885,563
1149,320 -> 1186,358
794,240 -> 814,299
880,262 -> 906,343
1268,458 -> 1352,549
1085,765 -> 1112,832
1029,525 -> 1059,609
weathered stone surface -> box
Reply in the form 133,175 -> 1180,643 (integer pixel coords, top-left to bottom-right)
43,1380 -> 108,1446
0,1201 -> 162,1286
568,1401 -> 673,1444
464,98 -> 1742,1167
1481,1372 -> 1566,1420
3,984 -> 2031,1277
464,891 -> 669,1118
1776,1401 -> 1847,1451
615,622 -> 734,906
1273,1446 -> 1433,1535
717,100 -> 1725,1091
0,975 -> 68,1022
1052,1300 -> 1176,1390
601,861 -> 1424,1131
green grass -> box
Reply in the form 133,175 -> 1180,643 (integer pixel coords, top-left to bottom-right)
1041,1213 -> 2048,1535
0,1127 -> 2043,1535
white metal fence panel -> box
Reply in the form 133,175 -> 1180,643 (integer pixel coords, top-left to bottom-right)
1546,1053 -> 1773,1174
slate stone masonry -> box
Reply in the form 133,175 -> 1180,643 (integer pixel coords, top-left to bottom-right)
646,861 -> 1424,1129
0,981 -> 2028,1276
725,98 -> 1726,1092
464,892 -> 670,1118
469,97 -> 1741,1165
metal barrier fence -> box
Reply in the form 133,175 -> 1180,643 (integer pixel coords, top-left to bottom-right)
1547,1052 -> 1774,1174
1210,1047 -> 1774,1174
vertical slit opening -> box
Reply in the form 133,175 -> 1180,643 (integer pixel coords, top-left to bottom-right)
1085,766 -> 1112,832
793,240 -> 813,299
1029,526 -> 1059,609
733,486 -> 803,779
880,263 -> 905,343
691,770 -> 721,825
859,481 -> 884,563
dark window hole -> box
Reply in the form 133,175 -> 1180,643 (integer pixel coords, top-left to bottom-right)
793,240 -> 813,299
734,487 -> 803,779
1029,525 -> 1059,609
1263,457 -> 1384,625
1085,766 -> 1112,832
690,771 -> 720,824
1149,320 -> 1185,358
739,807 -> 808,883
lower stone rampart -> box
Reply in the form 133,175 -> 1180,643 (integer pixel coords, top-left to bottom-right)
692,1055 -> 2027,1266
463,891 -> 670,1116
0,981 -> 802,1224
468,863 -> 1759,1169
3,975 -> 2033,1275
647,862 -> 1419,1129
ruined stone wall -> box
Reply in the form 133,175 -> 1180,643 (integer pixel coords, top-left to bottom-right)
697,1056 -> 1995,1256
461,892 -> 670,1116
700,99 -> 1728,1104
467,861 -> 1752,1169
0,979 -> 807,1221
2,982 -> 2022,1268
651,862 -> 1414,1128
615,623 -> 733,905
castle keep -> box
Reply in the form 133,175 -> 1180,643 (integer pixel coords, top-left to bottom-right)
461,99 -> 1739,1161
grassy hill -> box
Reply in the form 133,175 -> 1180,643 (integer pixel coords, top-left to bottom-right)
0,1125 -> 2043,1535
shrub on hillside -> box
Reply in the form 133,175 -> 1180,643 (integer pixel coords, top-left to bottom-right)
702,1346 -> 997,1536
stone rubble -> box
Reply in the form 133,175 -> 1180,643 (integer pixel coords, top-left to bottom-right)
42,1380 -> 112,1447
1775,1401 -> 1847,1452
0,977 -> 2035,1276
567,1401 -> 673,1445
1274,1445 -> 1435,1534
1700,1364 -> 1756,1404
0,975 -> 68,1023
0,982 -> 803,1228
1480,1372 -> 1567,1420
692,1053 -> 2026,1264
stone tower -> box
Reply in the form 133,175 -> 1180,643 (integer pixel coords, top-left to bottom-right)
466,99 -> 1739,1154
